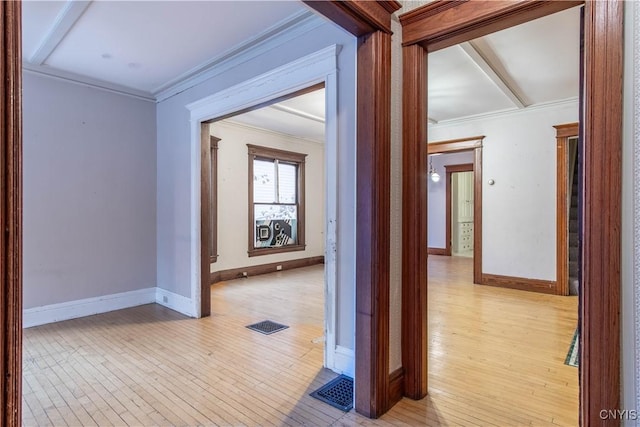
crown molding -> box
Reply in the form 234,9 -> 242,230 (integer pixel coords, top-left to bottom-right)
22,9 -> 325,105
222,118 -> 324,145
430,96 -> 579,128
22,62 -> 156,102
153,10 -> 325,103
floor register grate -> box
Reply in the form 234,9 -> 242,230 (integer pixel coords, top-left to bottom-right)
310,375 -> 354,412
245,320 -> 289,335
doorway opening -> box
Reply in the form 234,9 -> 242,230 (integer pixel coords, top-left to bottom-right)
400,1 -> 622,423
427,137 -> 483,284
189,46 -> 346,376
199,85 -> 329,369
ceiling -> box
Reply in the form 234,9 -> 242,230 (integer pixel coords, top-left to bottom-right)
22,1 -> 581,138
428,6 -> 581,124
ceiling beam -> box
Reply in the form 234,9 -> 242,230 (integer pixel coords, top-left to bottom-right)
458,41 -> 527,109
269,104 -> 325,124
29,0 -> 92,65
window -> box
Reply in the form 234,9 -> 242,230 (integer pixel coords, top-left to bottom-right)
247,144 -> 306,256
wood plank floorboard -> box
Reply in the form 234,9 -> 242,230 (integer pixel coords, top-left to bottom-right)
23,257 -> 578,426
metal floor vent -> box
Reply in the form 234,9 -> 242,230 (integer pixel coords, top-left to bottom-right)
246,320 -> 289,335
310,375 -> 353,412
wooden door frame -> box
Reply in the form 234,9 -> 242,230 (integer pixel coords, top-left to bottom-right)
400,1 -> 622,424
428,136 -> 483,284
554,122 -> 579,297
445,163 -> 474,256
299,1 -> 402,418
1,1 -> 23,424
1,0 -> 397,422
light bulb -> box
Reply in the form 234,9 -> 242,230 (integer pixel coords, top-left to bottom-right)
431,172 -> 440,182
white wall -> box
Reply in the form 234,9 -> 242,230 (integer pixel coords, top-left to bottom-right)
428,101 -> 578,281
23,72 -> 157,309
427,151 -> 475,249
156,19 -> 357,350
210,121 -> 324,271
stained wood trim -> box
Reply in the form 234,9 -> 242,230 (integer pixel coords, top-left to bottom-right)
303,1 -> 401,36
481,273 -> 556,295
581,1 -> 623,422
400,0 -> 583,52
401,43 -> 428,401
428,136 -> 484,154
0,1 -> 23,424
401,1 -> 622,424
209,136 -> 220,264
301,1 -> 399,418
247,144 -> 307,258
431,142 -> 484,284
427,248 -> 448,256
200,123 -> 212,317
210,256 -> 324,284
554,122 -> 579,139
354,29 -> 393,418
444,163 -> 473,260
388,368 -> 405,409
554,123 -> 578,297
473,148 -> 483,285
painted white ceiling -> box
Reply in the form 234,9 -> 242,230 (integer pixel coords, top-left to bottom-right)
228,89 -> 326,143
22,1 -> 306,94
428,6 -> 581,123
22,1 -> 580,137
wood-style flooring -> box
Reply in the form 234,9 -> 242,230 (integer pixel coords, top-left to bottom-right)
23,256 -> 578,426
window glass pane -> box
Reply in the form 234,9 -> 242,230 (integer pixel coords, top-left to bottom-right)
254,204 -> 298,248
278,163 -> 297,204
253,159 -> 275,203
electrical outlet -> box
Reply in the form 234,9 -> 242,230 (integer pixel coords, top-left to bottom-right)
162,295 -> 168,303
276,265 -> 283,271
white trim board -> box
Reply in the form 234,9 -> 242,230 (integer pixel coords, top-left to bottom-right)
430,97 -> 579,129
21,10 -> 324,105
23,287 -> 197,328
23,287 -> 156,328
154,10 -> 324,102
187,44 -> 341,374
155,288 -> 197,318
333,345 -> 355,378
22,63 -> 155,102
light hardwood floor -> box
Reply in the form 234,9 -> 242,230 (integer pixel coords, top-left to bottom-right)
23,256 -> 578,426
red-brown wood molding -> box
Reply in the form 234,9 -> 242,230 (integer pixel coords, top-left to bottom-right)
303,0 -> 401,419
400,1 -> 623,425
304,1 -> 401,36
400,0 -> 583,52
581,1 -> 623,424
401,43 -> 429,400
0,1 -> 23,425
481,273 -> 557,295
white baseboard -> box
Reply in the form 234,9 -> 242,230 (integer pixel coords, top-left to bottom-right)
24,287 -> 156,328
333,345 -> 355,378
155,288 -> 197,318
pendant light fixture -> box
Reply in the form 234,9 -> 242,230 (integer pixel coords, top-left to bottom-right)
429,156 -> 440,182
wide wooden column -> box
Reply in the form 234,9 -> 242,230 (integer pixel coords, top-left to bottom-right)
581,1 -> 623,424
303,0 -> 400,418
401,43 -> 428,400
355,29 -> 392,418
0,1 -> 23,425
